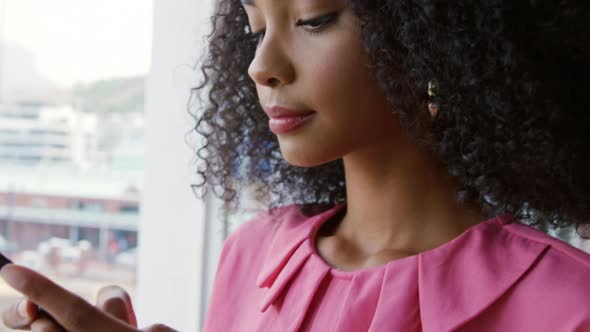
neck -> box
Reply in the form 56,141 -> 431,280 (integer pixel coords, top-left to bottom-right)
337,131 -> 484,256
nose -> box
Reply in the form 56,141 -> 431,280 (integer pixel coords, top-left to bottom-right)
247,31 -> 295,88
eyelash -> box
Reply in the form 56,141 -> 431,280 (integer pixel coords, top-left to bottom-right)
250,11 -> 339,45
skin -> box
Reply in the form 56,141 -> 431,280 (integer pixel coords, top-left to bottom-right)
0,264 -> 175,331
244,0 -> 484,271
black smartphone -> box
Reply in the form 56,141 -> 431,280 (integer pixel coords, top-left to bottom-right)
0,252 -> 62,327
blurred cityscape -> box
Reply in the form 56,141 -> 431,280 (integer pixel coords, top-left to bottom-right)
0,77 -> 144,330
0,0 -> 154,329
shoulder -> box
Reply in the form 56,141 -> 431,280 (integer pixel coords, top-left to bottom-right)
210,204 -> 305,294
502,220 -> 590,271
204,206 -> 303,330
218,204 -> 303,264
500,221 -> 590,306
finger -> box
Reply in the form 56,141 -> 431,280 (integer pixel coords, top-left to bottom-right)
2,298 -> 37,330
1,264 -> 136,332
142,324 -> 179,332
96,286 -> 138,327
30,316 -> 65,332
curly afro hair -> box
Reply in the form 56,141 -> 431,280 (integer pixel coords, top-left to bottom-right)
190,0 -> 590,235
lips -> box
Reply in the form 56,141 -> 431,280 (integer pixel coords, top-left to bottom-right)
263,106 -> 316,134
263,106 -> 316,118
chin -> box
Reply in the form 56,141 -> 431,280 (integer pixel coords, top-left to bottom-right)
283,155 -> 321,168
279,142 -> 342,168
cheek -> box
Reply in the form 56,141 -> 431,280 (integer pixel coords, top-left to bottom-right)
275,16 -> 400,167
313,52 -> 375,106
302,38 -> 395,144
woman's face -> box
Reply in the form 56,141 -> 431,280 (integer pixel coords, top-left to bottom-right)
243,0 -> 400,167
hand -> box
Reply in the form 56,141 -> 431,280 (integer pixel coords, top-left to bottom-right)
0,264 -> 176,332
3,286 -> 136,331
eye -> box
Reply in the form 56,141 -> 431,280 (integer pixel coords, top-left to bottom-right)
247,11 -> 340,46
245,23 -> 265,46
250,29 -> 266,46
295,11 -> 340,34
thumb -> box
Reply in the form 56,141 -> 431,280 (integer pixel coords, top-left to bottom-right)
96,285 -> 137,327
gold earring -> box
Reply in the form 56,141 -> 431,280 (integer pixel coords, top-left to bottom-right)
427,80 -> 440,119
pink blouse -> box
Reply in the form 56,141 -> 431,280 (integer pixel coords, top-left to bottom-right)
203,202 -> 590,331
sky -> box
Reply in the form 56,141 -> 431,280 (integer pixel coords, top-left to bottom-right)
0,0 -> 154,88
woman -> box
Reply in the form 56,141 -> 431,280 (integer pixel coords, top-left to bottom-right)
2,0 -> 589,331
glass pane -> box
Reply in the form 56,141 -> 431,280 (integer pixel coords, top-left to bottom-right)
0,1 -> 152,330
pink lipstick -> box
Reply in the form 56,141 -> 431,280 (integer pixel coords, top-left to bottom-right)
263,106 -> 316,134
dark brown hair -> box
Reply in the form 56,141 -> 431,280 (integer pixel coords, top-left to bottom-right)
191,0 -> 590,236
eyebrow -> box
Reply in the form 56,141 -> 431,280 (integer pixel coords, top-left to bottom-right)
241,0 -> 255,6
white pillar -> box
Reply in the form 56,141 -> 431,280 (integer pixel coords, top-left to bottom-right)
136,0 -> 214,331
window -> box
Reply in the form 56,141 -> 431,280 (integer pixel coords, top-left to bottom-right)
0,1 -> 152,331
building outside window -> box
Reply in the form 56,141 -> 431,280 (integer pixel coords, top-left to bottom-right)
0,1 -> 151,331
